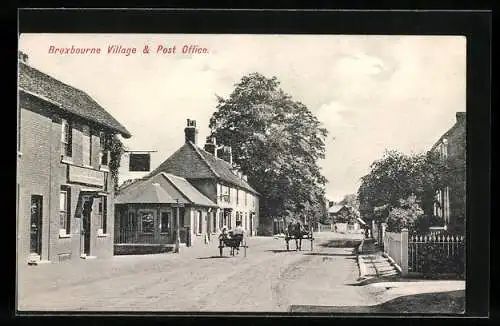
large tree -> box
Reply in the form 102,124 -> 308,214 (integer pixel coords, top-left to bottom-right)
208,73 -> 328,222
357,150 -> 449,227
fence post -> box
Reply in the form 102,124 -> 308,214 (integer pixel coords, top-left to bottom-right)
401,228 -> 409,276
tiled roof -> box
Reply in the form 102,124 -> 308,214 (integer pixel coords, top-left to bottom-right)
149,141 -> 259,195
116,173 -> 217,207
162,173 -> 218,207
115,178 -> 177,204
18,62 -> 131,138
328,205 -> 346,214
195,145 -> 259,195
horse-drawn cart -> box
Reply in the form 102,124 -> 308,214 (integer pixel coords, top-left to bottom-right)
218,234 -> 248,257
285,224 -> 314,251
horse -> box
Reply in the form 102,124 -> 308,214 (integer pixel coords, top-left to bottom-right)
286,221 -> 307,251
219,231 -> 243,256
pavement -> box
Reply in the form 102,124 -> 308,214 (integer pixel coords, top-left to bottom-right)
357,238 -> 399,281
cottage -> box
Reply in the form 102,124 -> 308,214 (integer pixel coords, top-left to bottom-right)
430,112 -> 466,234
17,52 -> 131,265
328,204 -> 363,233
114,172 -> 218,254
146,119 -> 260,245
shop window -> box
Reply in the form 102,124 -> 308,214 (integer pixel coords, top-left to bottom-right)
139,211 -> 154,233
161,212 -> 171,233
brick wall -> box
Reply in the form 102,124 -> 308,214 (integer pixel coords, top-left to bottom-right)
18,93 -> 115,265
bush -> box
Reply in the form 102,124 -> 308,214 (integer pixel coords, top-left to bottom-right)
386,195 -> 423,232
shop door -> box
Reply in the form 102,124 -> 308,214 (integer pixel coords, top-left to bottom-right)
30,195 -> 43,255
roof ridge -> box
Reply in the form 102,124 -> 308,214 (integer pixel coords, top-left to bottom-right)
161,172 -> 217,207
146,145 -> 186,178
160,173 -> 191,203
186,141 -> 221,179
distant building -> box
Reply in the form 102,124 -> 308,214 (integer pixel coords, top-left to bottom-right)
430,112 -> 466,234
17,52 -> 131,265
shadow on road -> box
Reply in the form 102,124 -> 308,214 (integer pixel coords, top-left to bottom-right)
303,252 -> 354,257
319,240 -> 362,248
196,256 -> 233,259
288,290 -> 465,314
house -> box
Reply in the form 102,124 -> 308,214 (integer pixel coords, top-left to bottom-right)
328,204 -> 364,233
118,149 -> 157,187
430,112 -> 466,234
146,119 -> 260,244
114,172 -> 218,254
17,52 -> 131,265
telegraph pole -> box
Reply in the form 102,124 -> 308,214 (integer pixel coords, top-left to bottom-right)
175,199 -> 180,253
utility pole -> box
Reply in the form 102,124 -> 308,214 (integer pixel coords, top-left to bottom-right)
175,199 -> 181,253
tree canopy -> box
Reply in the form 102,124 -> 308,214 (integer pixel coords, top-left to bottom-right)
357,149 -> 449,229
208,73 -> 328,222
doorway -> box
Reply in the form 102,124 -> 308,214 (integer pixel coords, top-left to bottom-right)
81,197 -> 93,256
30,195 -> 43,256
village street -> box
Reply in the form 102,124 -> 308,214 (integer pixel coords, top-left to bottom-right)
18,232 -> 379,312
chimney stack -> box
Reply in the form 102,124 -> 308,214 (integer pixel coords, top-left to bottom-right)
220,146 -> 233,165
184,119 -> 198,145
18,51 -> 29,64
204,136 -> 217,156
456,112 -> 466,124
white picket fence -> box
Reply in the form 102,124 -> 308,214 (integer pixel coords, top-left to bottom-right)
382,228 -> 465,277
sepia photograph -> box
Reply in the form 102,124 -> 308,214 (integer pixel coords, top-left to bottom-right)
17,32 -> 467,314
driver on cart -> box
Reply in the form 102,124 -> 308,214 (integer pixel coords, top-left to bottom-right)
231,221 -> 245,252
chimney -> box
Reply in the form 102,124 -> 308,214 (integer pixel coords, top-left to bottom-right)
18,51 -> 29,64
184,119 -> 198,145
456,112 -> 466,124
204,136 -> 216,156
221,146 -> 233,165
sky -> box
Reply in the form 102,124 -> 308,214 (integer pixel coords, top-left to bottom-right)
19,34 -> 466,202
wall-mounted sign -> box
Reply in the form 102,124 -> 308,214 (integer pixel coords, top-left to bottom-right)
68,165 -> 105,187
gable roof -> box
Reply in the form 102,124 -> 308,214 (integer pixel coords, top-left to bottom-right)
116,172 -> 217,207
18,62 -> 131,138
328,205 -> 347,214
430,112 -> 466,152
149,141 -> 258,195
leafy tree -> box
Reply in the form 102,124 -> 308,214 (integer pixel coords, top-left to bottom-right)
358,149 -> 449,229
386,194 -> 424,232
208,73 -> 328,223
339,193 -> 360,210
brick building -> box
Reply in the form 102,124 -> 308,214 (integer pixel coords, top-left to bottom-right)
430,112 -> 466,234
17,53 -> 131,265
140,119 -> 260,246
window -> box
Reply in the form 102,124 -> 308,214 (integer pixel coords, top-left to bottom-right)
82,125 -> 92,166
160,212 -> 171,233
219,211 -> 224,229
220,185 -> 230,203
236,189 -> 239,205
227,211 -> 232,228
245,212 -> 248,230
245,192 -> 247,206
97,196 -> 107,234
59,187 -> 71,234
129,153 -> 151,172
99,132 -> 110,167
139,211 -> 154,233
128,211 -> 136,231
61,119 -> 73,157
236,212 -> 242,225
172,207 -> 185,228
197,210 -> 203,234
